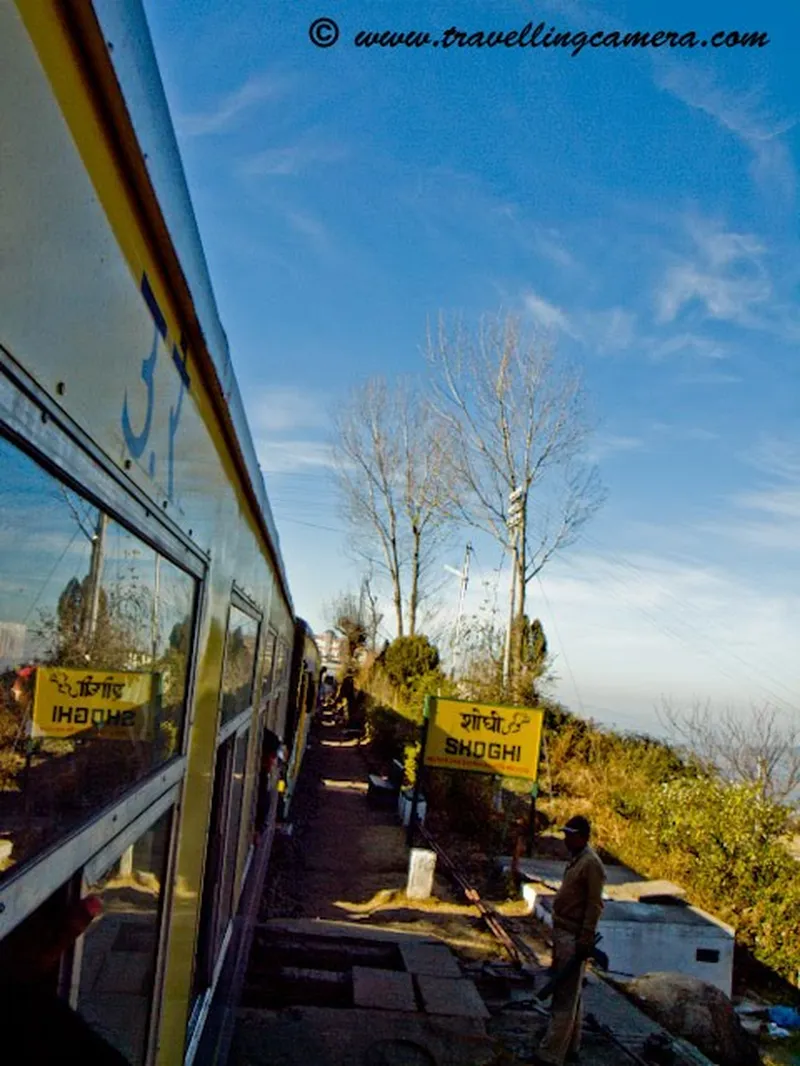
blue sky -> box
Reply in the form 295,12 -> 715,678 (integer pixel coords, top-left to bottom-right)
143,0 -> 799,733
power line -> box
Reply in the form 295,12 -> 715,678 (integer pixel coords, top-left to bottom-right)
536,573 -> 587,717
23,525 -> 83,625
571,530 -> 797,699
555,548 -> 798,713
569,534 -> 800,707
276,515 -> 347,535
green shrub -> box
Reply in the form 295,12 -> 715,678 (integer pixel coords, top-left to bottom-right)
384,635 -> 440,692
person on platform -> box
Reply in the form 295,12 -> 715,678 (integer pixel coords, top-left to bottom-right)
533,814 -> 605,1066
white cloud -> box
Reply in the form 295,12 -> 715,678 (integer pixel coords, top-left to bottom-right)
443,546 -> 800,728
583,307 -> 637,352
523,291 -> 575,335
657,66 -> 796,202
239,141 -> 346,178
176,73 -> 289,138
651,332 -> 726,362
657,221 -> 771,326
534,229 -> 576,270
745,437 -> 800,482
587,434 -> 644,462
256,438 -> 336,475
674,371 -> 742,386
650,422 -> 719,442
244,386 -> 328,436
698,441 -> 800,553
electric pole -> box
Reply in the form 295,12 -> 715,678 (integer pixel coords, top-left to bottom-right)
502,488 -> 525,691
449,543 -> 472,679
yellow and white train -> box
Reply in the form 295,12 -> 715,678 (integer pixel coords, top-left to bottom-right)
0,2 -> 318,1062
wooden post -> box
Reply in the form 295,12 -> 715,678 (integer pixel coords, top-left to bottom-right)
526,781 -> 539,857
406,695 -> 432,848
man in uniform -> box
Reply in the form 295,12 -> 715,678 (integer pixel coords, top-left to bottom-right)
534,815 -> 605,1065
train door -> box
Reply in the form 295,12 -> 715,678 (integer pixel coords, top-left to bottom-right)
189,595 -> 259,1036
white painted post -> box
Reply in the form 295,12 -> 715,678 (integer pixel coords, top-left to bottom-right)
406,848 -> 437,900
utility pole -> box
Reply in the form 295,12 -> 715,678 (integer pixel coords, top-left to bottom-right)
84,512 -> 108,650
502,488 -> 525,691
448,543 -> 472,679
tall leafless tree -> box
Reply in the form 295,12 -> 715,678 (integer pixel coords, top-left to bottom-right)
427,313 -> 605,657
658,698 -> 800,805
332,377 -> 453,638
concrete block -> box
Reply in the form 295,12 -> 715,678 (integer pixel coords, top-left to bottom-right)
406,848 -> 436,900
352,967 -> 417,1012
400,942 -> 462,979
416,976 -> 490,1019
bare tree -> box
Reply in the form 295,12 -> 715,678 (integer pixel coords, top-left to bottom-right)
427,313 -> 604,670
327,590 -> 367,669
359,572 -> 384,653
332,377 -> 454,638
658,698 -> 800,805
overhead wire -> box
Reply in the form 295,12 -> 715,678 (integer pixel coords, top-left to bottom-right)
519,494 -> 798,710
574,529 -> 799,705
535,572 -> 587,718
555,546 -> 798,713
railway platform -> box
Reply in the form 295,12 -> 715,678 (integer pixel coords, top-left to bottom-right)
228,716 -> 711,1065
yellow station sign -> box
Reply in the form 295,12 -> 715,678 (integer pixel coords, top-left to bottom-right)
32,667 -> 155,740
424,698 -> 544,780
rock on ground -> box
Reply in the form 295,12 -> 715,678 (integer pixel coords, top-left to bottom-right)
622,972 -> 761,1066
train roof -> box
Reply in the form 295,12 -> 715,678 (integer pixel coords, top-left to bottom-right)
86,0 -> 292,608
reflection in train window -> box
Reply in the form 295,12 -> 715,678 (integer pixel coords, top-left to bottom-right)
259,628 -> 277,709
78,809 -> 172,1065
220,605 -> 259,725
0,436 -> 196,882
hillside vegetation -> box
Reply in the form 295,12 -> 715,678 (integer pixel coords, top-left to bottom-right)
355,636 -> 800,992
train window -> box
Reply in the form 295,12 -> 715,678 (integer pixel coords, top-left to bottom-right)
0,434 -> 195,882
273,638 -> 288,691
193,725 -> 248,994
219,605 -> 259,725
259,628 -> 277,709
77,808 -> 172,1065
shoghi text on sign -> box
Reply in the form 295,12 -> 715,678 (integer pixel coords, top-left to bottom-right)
424,698 -> 544,781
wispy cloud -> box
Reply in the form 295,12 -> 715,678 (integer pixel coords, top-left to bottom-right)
657,66 -> 797,202
239,140 -> 347,178
700,437 -> 800,553
674,371 -> 742,386
657,218 -> 771,326
176,73 -> 289,138
651,332 -> 726,362
651,421 -> 719,442
256,439 -> 336,476
522,292 -> 636,353
533,229 -> 576,270
587,433 -> 644,462
523,291 -> 576,335
245,386 -> 328,436
744,436 -> 800,482
583,307 -> 637,353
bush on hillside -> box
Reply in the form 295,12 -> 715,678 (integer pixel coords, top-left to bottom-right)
384,635 -> 440,692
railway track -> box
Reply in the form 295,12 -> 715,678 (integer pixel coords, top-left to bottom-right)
413,824 -> 710,1066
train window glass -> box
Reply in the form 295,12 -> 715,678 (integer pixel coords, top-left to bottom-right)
77,808 -> 172,1065
220,605 -> 259,725
0,435 -> 195,883
273,638 -> 288,691
217,727 -> 248,936
259,628 -> 277,709
193,725 -> 248,994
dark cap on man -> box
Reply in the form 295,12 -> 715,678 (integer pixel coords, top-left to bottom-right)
561,815 -> 591,838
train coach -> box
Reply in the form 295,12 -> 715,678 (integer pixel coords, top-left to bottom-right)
0,2 -> 318,1062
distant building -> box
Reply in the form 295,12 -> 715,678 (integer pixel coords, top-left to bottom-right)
314,629 -> 347,672
0,621 -> 26,669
